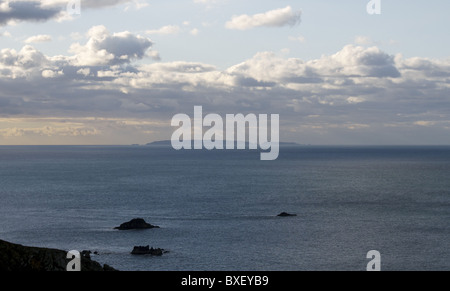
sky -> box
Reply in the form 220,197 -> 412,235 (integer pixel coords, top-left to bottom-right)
1,0 -> 450,145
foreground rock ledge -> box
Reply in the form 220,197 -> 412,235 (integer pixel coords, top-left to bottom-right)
0,239 -> 117,272
114,218 -> 160,230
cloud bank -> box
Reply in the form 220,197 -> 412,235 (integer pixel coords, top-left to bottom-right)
1,24 -> 450,144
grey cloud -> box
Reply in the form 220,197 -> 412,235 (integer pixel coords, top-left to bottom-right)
283,76 -> 323,84
0,0 -> 141,26
400,57 -> 450,78
100,34 -> 152,63
234,77 -> 277,87
358,51 -> 400,78
0,1 -> 60,25
365,65 -> 400,78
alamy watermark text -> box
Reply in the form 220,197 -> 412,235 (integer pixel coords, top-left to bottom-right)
171,106 -> 280,161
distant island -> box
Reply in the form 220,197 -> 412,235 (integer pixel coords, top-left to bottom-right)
145,140 -> 174,146
144,140 -> 302,147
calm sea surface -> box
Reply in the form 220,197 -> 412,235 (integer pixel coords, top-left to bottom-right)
0,146 -> 449,271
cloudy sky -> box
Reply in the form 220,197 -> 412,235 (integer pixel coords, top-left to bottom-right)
1,0 -> 450,145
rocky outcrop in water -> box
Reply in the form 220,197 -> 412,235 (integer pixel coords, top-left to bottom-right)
0,239 -> 117,271
114,218 -> 160,230
131,246 -> 165,256
277,212 -> 297,217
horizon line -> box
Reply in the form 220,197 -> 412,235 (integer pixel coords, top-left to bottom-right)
1,144 -> 450,147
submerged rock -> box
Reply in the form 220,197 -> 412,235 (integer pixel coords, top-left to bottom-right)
114,218 -> 160,230
277,212 -> 297,217
131,246 -> 164,256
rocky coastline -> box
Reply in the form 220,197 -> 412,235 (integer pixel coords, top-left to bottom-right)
1,214 -> 294,271
0,239 -> 117,272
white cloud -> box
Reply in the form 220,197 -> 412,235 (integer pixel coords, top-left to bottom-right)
288,35 -> 305,43
76,67 -> 91,77
280,48 -> 290,55
225,6 -> 301,30
25,34 -> 52,43
147,50 -> 161,61
69,25 -> 154,66
347,97 -> 366,104
0,30 -> 11,37
124,0 -> 149,11
0,26 -> 155,80
308,45 -> 401,78
0,45 -> 48,77
69,32 -> 84,41
190,28 -> 199,36
42,69 -> 63,78
97,70 -> 118,78
0,2 -> 12,13
146,25 -> 181,35
354,36 -> 374,46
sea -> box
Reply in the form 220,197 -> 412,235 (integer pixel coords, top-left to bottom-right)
0,145 -> 449,271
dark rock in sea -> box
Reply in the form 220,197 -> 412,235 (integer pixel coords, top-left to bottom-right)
114,218 -> 160,230
277,212 -> 297,217
131,245 -> 164,256
0,239 -> 118,271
